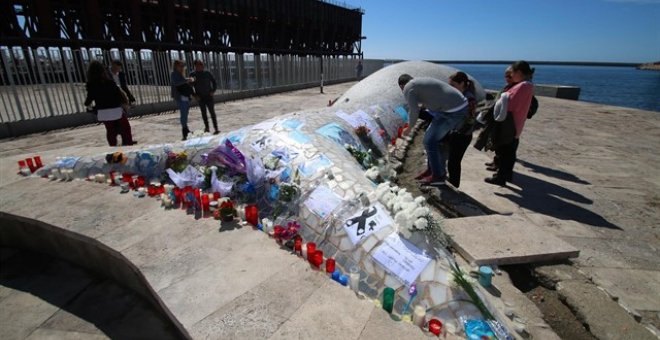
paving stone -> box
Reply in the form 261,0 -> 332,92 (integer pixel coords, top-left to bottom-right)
587,267 -> 660,312
443,214 -> 579,265
557,280 -> 657,340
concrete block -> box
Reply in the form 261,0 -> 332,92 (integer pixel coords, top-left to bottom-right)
442,214 -> 579,265
535,84 -> 581,100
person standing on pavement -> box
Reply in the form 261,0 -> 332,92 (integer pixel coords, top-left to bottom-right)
110,60 -> 136,105
171,60 -> 195,140
85,61 -> 135,146
446,71 -> 478,188
190,60 -> 219,134
484,60 -> 535,186
398,74 -> 468,186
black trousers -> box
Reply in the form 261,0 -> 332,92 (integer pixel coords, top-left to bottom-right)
447,132 -> 473,188
198,94 -> 218,131
495,138 -> 519,182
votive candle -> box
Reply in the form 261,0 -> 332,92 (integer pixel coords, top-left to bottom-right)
413,305 -> 426,328
428,319 -> 442,336
349,266 -> 360,293
306,243 -> 316,261
325,258 -> 336,274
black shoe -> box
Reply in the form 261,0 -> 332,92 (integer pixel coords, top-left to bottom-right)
484,176 -> 506,186
204,128 -> 210,133
485,161 -> 495,166
486,165 -> 498,172
213,130 -> 220,135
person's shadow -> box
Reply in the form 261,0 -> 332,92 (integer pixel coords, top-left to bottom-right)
218,219 -> 243,232
517,159 -> 591,185
496,172 -> 621,230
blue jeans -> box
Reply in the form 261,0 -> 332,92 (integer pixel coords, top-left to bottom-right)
423,107 -> 468,178
176,98 -> 190,131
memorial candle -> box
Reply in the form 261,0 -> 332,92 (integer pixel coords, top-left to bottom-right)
306,243 -> 316,261
245,204 -> 258,226
349,266 -> 360,293
26,158 -> 35,172
428,319 -> 442,336
294,236 -> 302,255
312,250 -> 324,268
201,194 -> 210,212
325,258 -> 336,274
413,305 -> 426,328
34,156 -> 43,169
382,287 -> 395,313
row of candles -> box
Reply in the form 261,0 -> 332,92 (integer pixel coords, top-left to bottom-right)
17,156 -> 44,176
42,167 -> 447,336
288,234 -> 444,336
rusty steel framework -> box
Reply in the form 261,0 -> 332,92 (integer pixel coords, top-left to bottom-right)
1,0 -> 364,56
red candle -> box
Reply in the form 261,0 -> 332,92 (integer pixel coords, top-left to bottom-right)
245,204 -> 258,226
325,258 -> 336,273
213,192 -> 220,200
201,194 -> 210,212
306,243 -> 316,261
294,236 -> 302,254
313,250 -> 324,268
34,156 -> 43,169
108,172 -> 116,186
18,160 -> 26,169
147,185 -> 156,196
429,319 -> 442,336
136,176 -> 146,188
194,189 -> 202,203
122,173 -> 132,183
26,158 -> 35,172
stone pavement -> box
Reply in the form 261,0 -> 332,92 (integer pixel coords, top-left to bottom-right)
408,96 -> 660,336
1,81 -> 657,339
0,83 -> 468,339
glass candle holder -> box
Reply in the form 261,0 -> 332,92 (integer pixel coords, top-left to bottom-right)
34,156 -> 43,169
136,176 -> 146,188
306,243 -> 316,261
382,287 -> 395,313
294,236 -> 302,254
18,160 -> 26,170
349,266 -> 360,293
26,158 -> 35,172
325,258 -> 336,274
313,250 -> 324,268
428,319 -> 442,336
201,194 -> 210,211
245,204 -> 258,226
413,305 -> 426,328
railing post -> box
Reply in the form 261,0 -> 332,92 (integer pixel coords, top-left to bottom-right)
0,49 -> 25,121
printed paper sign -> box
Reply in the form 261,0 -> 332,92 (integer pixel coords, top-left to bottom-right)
252,120 -> 279,131
372,233 -> 432,286
343,203 -> 393,244
352,110 -> 379,132
316,123 -> 360,148
304,185 -> 344,218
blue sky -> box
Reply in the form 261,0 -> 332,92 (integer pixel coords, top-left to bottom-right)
348,0 -> 660,63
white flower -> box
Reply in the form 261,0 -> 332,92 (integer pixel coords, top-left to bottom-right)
413,207 -> 430,218
414,196 -> 426,205
365,167 -> 379,181
210,166 -> 218,172
414,218 -> 428,229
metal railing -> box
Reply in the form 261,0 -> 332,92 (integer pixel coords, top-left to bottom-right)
0,46 -> 384,124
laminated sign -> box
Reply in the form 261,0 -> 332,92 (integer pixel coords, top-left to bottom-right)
343,202 -> 393,244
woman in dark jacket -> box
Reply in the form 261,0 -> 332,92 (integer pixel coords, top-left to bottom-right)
85,61 -> 135,146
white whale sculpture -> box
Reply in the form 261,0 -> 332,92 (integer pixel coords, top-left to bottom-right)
35,61 -> 506,337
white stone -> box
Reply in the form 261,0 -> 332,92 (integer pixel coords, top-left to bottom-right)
420,261 -> 435,282
429,284 -> 448,306
361,236 -> 379,253
339,236 -> 355,251
384,274 -> 404,290
363,258 -> 375,275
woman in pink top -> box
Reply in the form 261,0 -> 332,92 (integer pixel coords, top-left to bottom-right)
485,60 -> 535,185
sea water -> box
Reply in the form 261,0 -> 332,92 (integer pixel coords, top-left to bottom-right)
448,63 -> 660,112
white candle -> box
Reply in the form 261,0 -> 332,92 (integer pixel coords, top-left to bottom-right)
412,305 -> 426,328
88,175 -> 95,181
349,266 -> 360,293
301,243 -> 308,259
209,201 -> 218,211
96,174 -> 106,183
65,169 -> 74,181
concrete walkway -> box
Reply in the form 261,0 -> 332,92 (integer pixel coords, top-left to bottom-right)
0,83 -> 461,339
461,97 -> 660,329
1,81 -> 658,338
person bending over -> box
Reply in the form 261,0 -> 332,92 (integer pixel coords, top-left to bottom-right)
398,74 -> 468,186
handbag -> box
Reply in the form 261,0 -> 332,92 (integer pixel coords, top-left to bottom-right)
97,107 -> 123,121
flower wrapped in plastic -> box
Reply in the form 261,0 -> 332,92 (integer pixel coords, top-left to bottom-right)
204,139 -> 246,175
